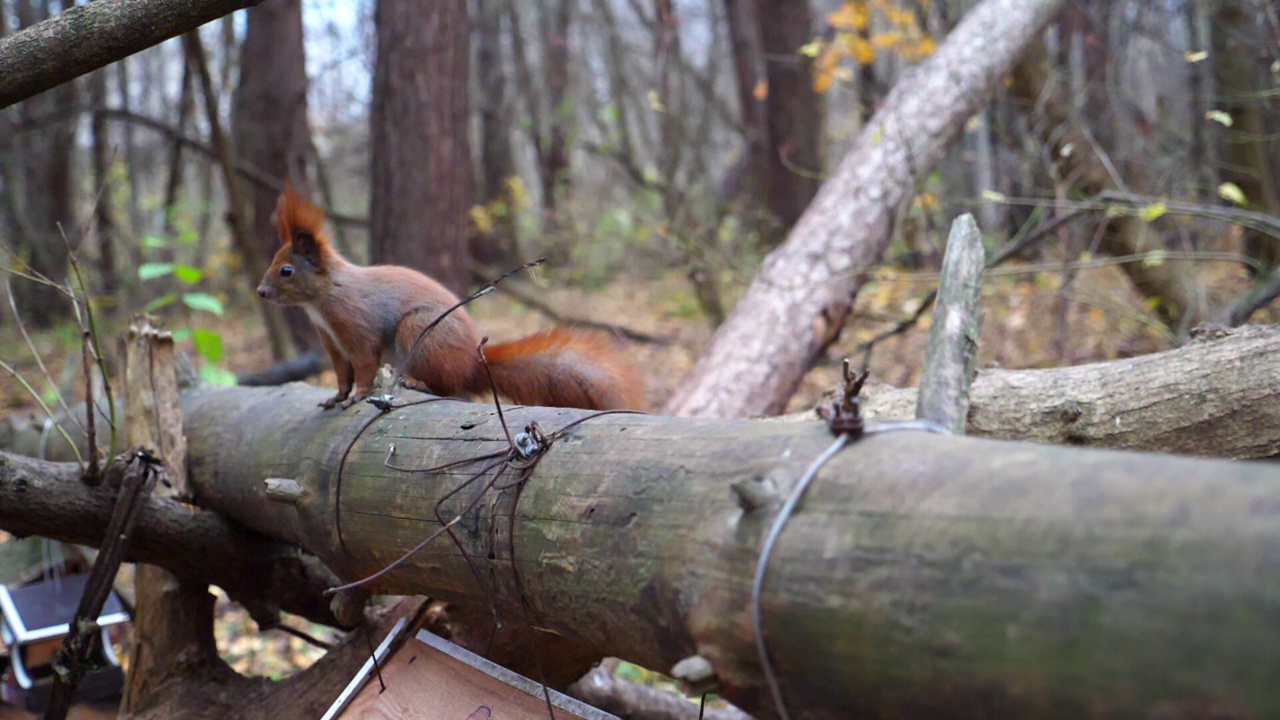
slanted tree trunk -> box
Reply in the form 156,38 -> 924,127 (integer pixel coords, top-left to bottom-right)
370,0 -> 473,295
0,0 -> 267,110
665,0 -> 1067,418
232,0 -> 318,351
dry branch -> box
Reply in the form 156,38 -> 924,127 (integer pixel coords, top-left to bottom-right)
853,324 -> 1280,459
0,0 -> 264,110
134,382 -> 1280,720
664,0 -> 1066,418
0,450 -> 345,628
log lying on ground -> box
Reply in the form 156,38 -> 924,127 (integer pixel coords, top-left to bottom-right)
853,324 -> 1280,459
164,383 -> 1280,720
0,450 -> 345,628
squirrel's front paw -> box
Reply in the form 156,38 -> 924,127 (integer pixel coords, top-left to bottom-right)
320,392 -> 350,410
339,391 -> 372,409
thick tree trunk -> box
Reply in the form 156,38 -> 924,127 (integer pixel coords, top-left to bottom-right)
665,0 -> 1067,418
232,0 -> 318,351
370,0 -> 473,295
0,0 -> 266,110
753,0 -> 821,239
473,0 -> 520,266
65,381 -> 1276,720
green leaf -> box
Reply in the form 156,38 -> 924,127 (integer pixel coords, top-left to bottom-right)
199,365 -> 238,386
1138,202 -> 1168,223
181,292 -> 225,315
141,235 -> 168,249
172,328 -> 193,341
174,264 -> 203,285
192,328 -> 224,364
178,227 -> 199,245
140,293 -> 178,314
138,262 -> 175,281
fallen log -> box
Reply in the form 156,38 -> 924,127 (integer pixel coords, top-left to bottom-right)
153,383 -> 1280,720
853,324 -> 1280,459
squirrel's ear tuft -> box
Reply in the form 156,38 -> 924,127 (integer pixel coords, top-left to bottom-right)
275,183 -> 328,250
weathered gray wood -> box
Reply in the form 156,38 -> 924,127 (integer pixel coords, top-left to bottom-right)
916,213 -> 985,433
0,449 -> 344,628
663,0 -> 1066,418
855,325 -> 1280,458
167,383 -> 1280,720
0,0 -> 264,110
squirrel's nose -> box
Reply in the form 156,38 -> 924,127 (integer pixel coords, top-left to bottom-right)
257,286 -> 269,299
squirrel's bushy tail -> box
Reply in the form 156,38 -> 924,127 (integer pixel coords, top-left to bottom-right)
473,328 -> 643,411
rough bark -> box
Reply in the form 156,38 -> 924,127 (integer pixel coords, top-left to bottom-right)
232,0 -> 317,351
473,0 -> 519,266
849,324 -> 1280,459
753,0 -> 821,239
8,0 -> 74,328
370,0 -> 473,295
915,214 -> 984,433
1213,0 -> 1280,276
0,0 -> 265,110
0,450 -> 344,628
665,0 -> 1067,418
70,381 -> 1280,720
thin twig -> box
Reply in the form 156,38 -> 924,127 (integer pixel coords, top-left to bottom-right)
0,359 -> 84,467
5,279 -> 87,436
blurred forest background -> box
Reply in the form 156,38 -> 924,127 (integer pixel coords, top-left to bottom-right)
1,0 -> 1278,414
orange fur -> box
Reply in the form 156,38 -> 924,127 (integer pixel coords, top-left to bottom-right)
257,187 -> 643,411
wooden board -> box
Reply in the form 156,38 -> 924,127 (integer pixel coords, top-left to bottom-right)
341,630 -> 615,720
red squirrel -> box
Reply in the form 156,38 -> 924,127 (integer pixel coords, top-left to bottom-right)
256,188 -> 642,411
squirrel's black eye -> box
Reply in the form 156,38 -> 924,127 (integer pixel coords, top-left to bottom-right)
280,265 -> 294,278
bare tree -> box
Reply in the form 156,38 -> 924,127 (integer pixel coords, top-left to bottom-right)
370,0 -> 473,295
232,0 -> 318,351
473,0 -> 519,266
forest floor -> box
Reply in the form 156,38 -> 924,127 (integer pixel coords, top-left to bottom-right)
0,252 -> 1274,705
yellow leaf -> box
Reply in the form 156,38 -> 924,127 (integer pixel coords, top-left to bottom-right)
1205,110 -> 1233,127
647,89 -> 665,113
1218,182 -> 1248,206
1185,49 -> 1208,63
1078,251 -> 1093,262
1138,202 -> 1167,223
916,192 -> 938,211
871,31 -> 904,49
980,190 -> 1007,204
884,6 -> 917,29
812,45 -> 841,93
753,78 -> 768,101
469,205 -> 494,234
1143,297 -> 1162,312
799,39 -> 824,58
1142,249 -> 1166,267
828,1 -> 870,31
842,33 -> 875,65
505,176 -> 530,210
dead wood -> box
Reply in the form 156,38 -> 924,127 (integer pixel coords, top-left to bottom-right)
152,382 -> 1280,719
0,0 -> 265,110
850,324 -> 1280,459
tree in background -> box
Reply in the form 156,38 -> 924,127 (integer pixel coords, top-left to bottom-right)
233,0 -> 317,351
5,0 -> 74,327
370,0 -> 473,295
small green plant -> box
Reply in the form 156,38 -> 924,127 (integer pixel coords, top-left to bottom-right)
137,236 -> 236,386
